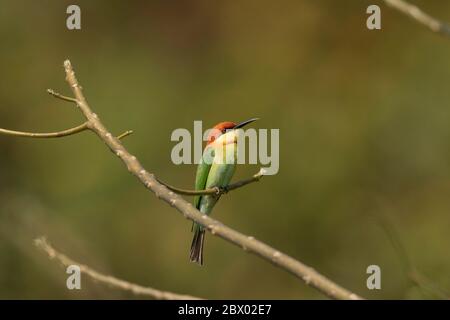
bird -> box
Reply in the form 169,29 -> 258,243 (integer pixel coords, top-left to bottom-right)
190,118 -> 259,265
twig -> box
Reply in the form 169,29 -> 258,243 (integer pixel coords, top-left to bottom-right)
47,89 -> 78,104
34,237 -> 201,300
157,168 -> 266,196
0,122 -> 89,138
383,0 -> 450,37
117,130 -> 134,140
59,59 -> 362,300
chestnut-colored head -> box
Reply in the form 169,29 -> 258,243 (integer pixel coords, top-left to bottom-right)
205,118 -> 259,146
206,121 -> 236,145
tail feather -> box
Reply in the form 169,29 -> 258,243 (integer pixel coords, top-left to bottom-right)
189,227 -> 205,266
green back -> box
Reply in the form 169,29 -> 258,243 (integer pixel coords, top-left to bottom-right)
194,146 -> 213,209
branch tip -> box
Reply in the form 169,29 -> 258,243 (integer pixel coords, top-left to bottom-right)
117,130 -> 134,140
47,88 -> 78,103
63,59 -> 72,69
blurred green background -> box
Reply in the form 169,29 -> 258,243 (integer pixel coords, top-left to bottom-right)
0,0 -> 449,299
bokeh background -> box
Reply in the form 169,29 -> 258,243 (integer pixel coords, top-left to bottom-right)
0,0 -> 449,299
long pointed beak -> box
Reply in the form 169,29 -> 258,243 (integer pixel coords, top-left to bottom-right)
233,118 -> 259,129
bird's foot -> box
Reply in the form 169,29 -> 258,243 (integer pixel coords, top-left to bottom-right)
212,186 -> 229,195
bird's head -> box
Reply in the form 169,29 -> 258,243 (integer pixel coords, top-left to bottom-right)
206,118 -> 258,146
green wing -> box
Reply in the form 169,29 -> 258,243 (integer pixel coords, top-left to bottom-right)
194,146 -> 214,209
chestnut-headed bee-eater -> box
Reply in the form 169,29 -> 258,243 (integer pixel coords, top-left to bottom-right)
190,118 -> 258,265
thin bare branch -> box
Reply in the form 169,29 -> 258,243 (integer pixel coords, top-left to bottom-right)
158,168 -> 265,196
60,59 -> 362,300
34,237 -> 201,300
117,130 -> 134,140
383,0 -> 450,37
225,168 -> 266,192
0,122 -> 89,138
47,88 -> 78,104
